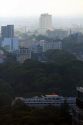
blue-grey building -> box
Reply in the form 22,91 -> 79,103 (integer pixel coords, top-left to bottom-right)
1,38 -> 19,52
1,25 -> 14,39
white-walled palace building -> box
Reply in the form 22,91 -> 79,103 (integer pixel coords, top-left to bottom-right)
13,94 -> 76,107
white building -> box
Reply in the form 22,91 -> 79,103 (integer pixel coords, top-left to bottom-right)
39,13 -> 53,35
17,47 -> 31,63
13,95 -> 76,107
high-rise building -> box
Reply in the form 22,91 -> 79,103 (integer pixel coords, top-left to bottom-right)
39,13 -> 53,35
6,25 -> 14,38
1,26 -> 7,39
1,25 -> 14,39
1,38 -> 19,52
1,25 -> 18,52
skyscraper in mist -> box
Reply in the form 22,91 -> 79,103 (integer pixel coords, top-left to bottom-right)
1,25 -> 14,39
39,13 -> 53,35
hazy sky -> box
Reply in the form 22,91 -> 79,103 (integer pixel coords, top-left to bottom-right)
0,0 -> 83,17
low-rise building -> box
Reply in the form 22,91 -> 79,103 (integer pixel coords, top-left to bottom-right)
17,47 -> 31,63
39,40 -> 62,52
13,94 -> 76,108
47,29 -> 68,40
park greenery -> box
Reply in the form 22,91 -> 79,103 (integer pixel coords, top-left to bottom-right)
0,49 -> 82,107
0,35 -> 83,124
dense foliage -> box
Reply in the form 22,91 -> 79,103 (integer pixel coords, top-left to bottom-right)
45,50 -> 76,64
0,104 -> 71,125
0,30 -> 83,125
0,49 -> 82,107
0,55 -> 83,106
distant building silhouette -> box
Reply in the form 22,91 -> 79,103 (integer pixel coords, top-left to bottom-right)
1,25 -> 14,39
1,25 -> 19,52
39,13 -> 53,35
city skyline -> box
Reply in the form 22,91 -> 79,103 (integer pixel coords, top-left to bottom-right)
0,0 -> 82,17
